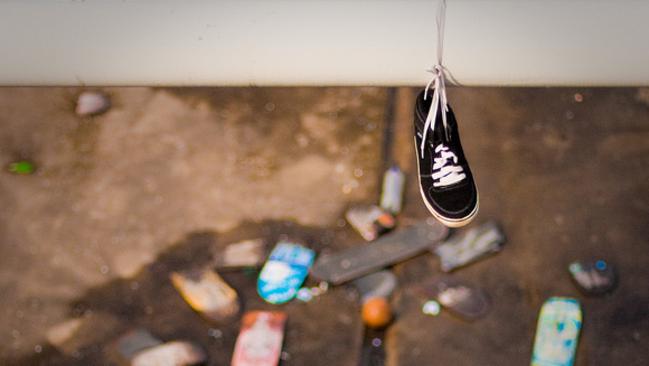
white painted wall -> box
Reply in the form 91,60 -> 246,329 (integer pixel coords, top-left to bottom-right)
1,1 -> 648,86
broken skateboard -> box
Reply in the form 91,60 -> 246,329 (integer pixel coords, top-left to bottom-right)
257,241 -> 315,304
114,328 -> 206,366
170,268 -> 240,322
311,219 -> 448,285
213,238 -> 267,270
231,311 -> 287,366
434,220 -> 505,272
531,297 -> 582,366
568,258 -> 617,296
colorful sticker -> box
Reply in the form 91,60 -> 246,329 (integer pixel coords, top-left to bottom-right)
257,242 -> 315,304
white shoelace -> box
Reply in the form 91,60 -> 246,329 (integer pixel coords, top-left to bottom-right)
420,0 -> 466,188
420,0 -> 450,159
432,144 -> 466,187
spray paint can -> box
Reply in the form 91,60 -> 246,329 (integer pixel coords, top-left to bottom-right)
380,165 -> 405,214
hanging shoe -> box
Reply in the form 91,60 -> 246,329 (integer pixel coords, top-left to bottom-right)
414,88 -> 478,227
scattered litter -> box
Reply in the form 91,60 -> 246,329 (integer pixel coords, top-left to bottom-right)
354,271 -> 397,329
213,238 -> 266,270
45,318 -> 83,351
132,341 -> 207,366
308,281 -> 329,298
353,270 -> 397,303
76,91 -> 111,116
419,276 -> 490,320
296,287 -> 314,302
435,221 -> 505,272
7,160 -> 36,175
296,281 -> 330,302
207,328 -> 223,339
231,311 -> 287,366
170,268 -> 240,322
574,93 -> 583,103
257,241 -> 315,304
115,329 -> 163,361
380,165 -> 405,214
311,220 -> 448,285
422,300 -> 441,316
532,297 -> 582,366
345,205 -> 396,241
361,297 -> 392,329
568,259 -> 616,296
115,329 -> 206,366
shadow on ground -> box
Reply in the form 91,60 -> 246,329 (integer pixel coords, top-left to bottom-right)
7,219 -> 366,366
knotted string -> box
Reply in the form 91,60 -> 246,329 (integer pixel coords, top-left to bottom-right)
420,0 -> 450,157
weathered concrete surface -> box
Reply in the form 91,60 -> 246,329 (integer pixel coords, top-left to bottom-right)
0,87 -> 385,365
1,87 -> 648,365
388,88 -> 649,366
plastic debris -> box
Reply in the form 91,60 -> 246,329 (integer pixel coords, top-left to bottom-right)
422,300 -> 441,316
353,270 -> 397,303
75,91 -> 111,116
568,259 -> 616,296
345,205 -> 396,241
380,164 -> 405,214
296,287 -> 314,302
8,160 -> 36,175
574,93 -> 584,102
434,221 -> 505,272
115,329 -> 163,361
361,297 -> 392,329
418,276 -> 490,320
311,219 -> 447,285
170,268 -> 239,322
231,311 -> 287,366
46,318 -> 84,351
213,238 -> 266,270
532,297 -> 582,366
257,241 -> 315,304
132,341 -> 207,366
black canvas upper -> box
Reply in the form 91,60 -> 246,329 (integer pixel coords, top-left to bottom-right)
414,89 -> 478,221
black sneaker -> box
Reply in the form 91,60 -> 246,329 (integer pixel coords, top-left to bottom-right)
414,89 -> 478,227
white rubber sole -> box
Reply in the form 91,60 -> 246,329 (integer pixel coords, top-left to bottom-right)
414,136 -> 479,228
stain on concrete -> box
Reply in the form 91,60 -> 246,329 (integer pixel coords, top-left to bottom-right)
1,87 -> 648,366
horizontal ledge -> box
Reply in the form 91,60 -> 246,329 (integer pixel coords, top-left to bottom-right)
1,1 -> 648,86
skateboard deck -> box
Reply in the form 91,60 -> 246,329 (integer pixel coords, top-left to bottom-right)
257,241 -> 315,304
231,311 -> 287,366
311,219 -> 448,285
531,297 -> 582,366
434,221 -> 505,272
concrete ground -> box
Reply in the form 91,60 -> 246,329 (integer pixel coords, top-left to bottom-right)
0,87 -> 648,365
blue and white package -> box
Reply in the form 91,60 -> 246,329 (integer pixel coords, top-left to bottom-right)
257,241 -> 316,304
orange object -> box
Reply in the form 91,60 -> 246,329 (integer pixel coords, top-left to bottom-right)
361,297 -> 392,329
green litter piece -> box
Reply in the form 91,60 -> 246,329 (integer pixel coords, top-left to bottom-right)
8,160 -> 36,175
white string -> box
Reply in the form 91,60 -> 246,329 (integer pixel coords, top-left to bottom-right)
420,0 -> 450,157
